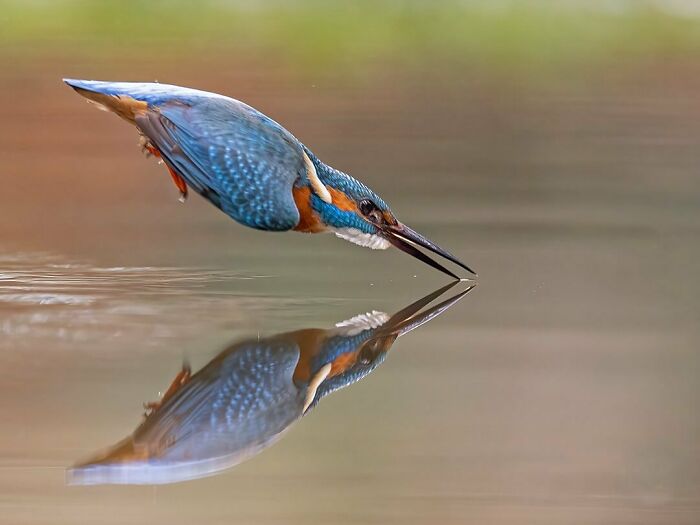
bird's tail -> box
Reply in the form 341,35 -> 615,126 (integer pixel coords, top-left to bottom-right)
63,78 -> 149,123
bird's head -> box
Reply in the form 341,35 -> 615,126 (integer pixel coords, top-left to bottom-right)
298,152 -> 476,279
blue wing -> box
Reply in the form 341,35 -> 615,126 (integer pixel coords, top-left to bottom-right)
65,80 -> 305,231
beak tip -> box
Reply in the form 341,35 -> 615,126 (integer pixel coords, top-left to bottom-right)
462,265 -> 478,278
386,223 -> 478,280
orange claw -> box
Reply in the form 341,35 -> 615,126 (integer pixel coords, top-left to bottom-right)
144,362 -> 192,416
166,165 -> 188,202
142,141 -> 188,201
144,143 -> 159,158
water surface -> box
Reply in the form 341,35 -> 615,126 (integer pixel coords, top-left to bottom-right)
1,58 -> 699,524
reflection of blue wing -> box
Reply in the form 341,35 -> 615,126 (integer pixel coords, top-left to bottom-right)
68,340 -> 305,485
209,341 -> 305,431
136,98 -> 304,230
137,340 -> 304,447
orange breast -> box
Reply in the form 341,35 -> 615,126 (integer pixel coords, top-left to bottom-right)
292,186 -> 326,233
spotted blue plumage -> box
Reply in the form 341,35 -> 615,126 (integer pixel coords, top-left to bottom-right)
140,96 -> 306,230
206,342 -> 303,430
65,80 -> 306,230
142,340 -> 304,449
65,78 -> 478,279
133,325 -> 386,448
67,284 -> 470,485
63,79 -> 393,233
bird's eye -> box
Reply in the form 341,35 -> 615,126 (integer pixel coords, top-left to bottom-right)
359,199 -> 383,224
359,199 -> 375,216
358,344 -> 377,365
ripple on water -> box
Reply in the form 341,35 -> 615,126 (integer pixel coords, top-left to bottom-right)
0,293 -> 97,306
0,252 -> 284,352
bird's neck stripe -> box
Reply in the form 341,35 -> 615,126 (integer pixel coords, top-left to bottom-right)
303,151 -> 332,203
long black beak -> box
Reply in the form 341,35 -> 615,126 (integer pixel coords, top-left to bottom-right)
383,223 -> 477,280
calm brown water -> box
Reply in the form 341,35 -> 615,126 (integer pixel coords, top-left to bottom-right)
1,57 -> 699,524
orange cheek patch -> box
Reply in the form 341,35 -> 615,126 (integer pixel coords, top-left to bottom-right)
292,186 -> 362,232
328,351 -> 360,378
328,187 -> 359,213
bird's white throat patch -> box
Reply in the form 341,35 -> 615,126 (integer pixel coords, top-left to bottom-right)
332,228 -> 390,250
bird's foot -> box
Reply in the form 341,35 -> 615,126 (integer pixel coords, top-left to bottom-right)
167,165 -> 188,202
138,136 -> 188,202
139,135 -> 158,158
143,361 -> 192,417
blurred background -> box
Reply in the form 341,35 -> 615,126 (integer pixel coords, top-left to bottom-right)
1,1 -> 699,523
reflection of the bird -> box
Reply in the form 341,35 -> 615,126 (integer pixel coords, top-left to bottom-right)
68,282 -> 474,485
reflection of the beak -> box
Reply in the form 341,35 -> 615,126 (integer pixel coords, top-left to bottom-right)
68,283 -> 475,486
392,284 -> 474,337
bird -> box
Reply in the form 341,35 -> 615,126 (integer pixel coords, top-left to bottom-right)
63,79 -> 476,279
68,281 -> 473,485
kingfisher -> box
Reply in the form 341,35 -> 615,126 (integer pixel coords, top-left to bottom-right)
64,79 -> 476,279
68,282 -> 473,485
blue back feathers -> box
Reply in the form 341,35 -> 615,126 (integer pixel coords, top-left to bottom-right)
65,79 -> 389,233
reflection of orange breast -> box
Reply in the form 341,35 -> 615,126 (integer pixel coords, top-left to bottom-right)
292,186 -> 325,233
